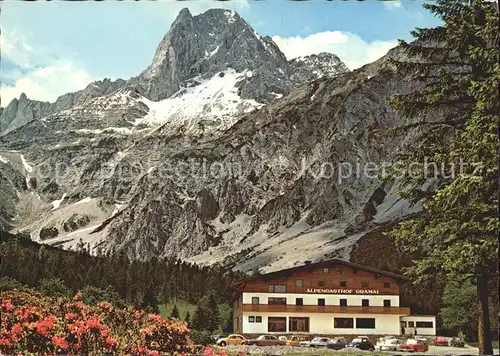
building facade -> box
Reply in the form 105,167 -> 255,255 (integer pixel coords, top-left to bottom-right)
401,316 -> 437,336
233,259 -> 425,336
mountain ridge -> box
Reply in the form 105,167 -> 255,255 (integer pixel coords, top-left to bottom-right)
0,8 -> 348,135
0,8 -> 416,275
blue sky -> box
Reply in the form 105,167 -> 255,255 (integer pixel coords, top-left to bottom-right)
1,0 -> 441,105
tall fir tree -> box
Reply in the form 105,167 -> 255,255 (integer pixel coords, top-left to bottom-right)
170,304 -> 180,319
388,0 -> 499,353
141,285 -> 159,314
206,293 -> 221,333
190,304 -> 207,331
184,311 -> 191,327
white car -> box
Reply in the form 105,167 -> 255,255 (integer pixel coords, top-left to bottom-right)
309,337 -> 332,347
375,337 -> 404,351
299,340 -> 311,347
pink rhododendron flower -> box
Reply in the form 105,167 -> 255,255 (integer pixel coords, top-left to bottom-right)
2,299 -> 14,311
65,313 -> 78,320
11,323 -> 23,335
203,347 -> 215,356
0,337 -> 12,348
51,336 -> 69,350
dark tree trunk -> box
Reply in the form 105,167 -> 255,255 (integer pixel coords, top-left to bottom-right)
477,271 -> 493,355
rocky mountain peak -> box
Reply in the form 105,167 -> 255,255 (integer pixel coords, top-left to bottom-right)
174,7 -> 193,24
135,8 -> 295,101
289,52 -> 350,82
1,8 -> 350,135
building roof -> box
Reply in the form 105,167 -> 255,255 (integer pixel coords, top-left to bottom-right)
234,258 -> 408,285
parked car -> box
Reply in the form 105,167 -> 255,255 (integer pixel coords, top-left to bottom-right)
212,334 -> 228,342
400,338 -> 429,352
216,334 -> 246,347
327,338 -> 348,350
299,340 -> 311,347
309,337 -> 332,347
286,336 -> 310,347
433,336 -> 449,346
450,337 -> 466,347
346,337 -> 375,351
375,337 -> 404,351
244,335 -> 286,346
376,336 -> 395,345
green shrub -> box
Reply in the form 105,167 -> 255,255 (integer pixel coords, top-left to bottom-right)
78,285 -> 126,308
190,329 -> 213,346
37,277 -> 72,298
0,277 -> 26,291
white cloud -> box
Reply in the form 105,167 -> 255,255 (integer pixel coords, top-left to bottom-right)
0,29 -> 36,69
382,1 -> 403,11
1,28 -> 95,105
272,31 -> 398,70
1,61 -> 95,105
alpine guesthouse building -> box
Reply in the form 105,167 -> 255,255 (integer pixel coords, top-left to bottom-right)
232,259 -> 436,336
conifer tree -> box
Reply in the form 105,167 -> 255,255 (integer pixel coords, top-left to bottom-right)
207,293 -> 220,333
184,310 -> 191,327
170,304 -> 180,319
388,0 -> 498,353
141,285 -> 159,314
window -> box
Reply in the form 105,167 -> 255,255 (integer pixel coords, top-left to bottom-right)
296,298 -> 303,306
401,321 -> 407,327
384,282 -> 391,288
408,321 -> 415,327
275,285 -> 286,293
340,298 -> 347,307
256,316 -> 262,323
362,299 -> 369,307
340,281 -> 347,287
251,297 -> 259,305
249,316 -> 255,323
416,321 -> 434,328
268,317 -> 286,332
356,318 -> 376,329
289,317 -> 309,332
268,297 -> 286,305
323,267 -> 329,274
318,298 -> 325,306
268,284 -> 287,293
384,299 -> 391,307
361,280 -> 369,288
296,280 -> 303,288
334,318 -> 354,328
318,280 -> 325,287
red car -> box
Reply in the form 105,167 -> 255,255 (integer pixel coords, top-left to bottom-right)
433,336 -> 449,346
400,339 -> 429,352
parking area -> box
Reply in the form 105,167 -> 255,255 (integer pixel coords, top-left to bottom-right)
224,344 -> 483,355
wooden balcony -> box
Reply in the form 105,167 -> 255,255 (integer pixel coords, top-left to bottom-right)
242,304 -> 411,315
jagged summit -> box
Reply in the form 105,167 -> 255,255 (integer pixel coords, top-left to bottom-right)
175,7 -> 192,22
134,7 -> 292,102
1,8 -> 351,134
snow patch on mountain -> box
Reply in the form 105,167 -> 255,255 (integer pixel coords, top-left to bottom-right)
21,155 -> 34,173
137,69 -> 264,129
51,194 -> 67,210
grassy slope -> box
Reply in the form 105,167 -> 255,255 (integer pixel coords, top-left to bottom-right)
159,299 -> 197,320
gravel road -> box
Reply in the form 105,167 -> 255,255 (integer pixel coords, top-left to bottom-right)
223,344 -> 484,355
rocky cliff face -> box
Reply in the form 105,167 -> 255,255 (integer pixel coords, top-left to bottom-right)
0,79 -> 127,134
0,8 -> 420,273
